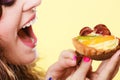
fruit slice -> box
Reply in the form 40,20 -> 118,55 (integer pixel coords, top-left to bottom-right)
77,35 -> 115,45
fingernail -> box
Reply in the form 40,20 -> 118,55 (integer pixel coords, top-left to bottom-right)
48,77 -> 52,80
83,56 -> 91,62
73,56 -> 77,61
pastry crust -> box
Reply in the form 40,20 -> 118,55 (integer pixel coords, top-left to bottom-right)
72,37 -> 120,60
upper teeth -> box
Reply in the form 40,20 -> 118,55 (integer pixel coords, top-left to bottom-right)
32,8 -> 36,12
22,18 -> 36,29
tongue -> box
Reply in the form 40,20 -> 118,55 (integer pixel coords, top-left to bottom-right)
18,26 -> 37,48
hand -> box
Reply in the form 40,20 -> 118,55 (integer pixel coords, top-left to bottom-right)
45,50 -> 120,80
87,50 -> 120,80
45,49 -> 92,80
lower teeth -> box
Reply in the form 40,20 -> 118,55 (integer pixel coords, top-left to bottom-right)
31,38 -> 34,43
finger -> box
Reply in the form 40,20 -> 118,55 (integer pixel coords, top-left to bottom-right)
96,59 -> 109,74
97,50 -> 120,80
58,49 -> 77,68
111,60 -> 120,78
71,57 -> 92,80
48,49 -> 77,73
87,65 -> 93,78
59,49 -> 76,60
46,49 -> 77,79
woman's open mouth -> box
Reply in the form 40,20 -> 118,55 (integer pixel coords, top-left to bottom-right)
17,18 -> 37,48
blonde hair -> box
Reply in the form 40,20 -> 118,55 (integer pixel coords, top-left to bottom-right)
0,60 -> 45,80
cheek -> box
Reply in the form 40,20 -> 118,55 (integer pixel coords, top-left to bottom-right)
0,22 -> 19,40
0,9 -> 22,36
0,17 -> 21,44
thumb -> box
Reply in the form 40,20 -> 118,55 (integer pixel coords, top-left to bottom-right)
69,56 -> 92,80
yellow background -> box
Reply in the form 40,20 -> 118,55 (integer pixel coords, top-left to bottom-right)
33,0 -> 120,79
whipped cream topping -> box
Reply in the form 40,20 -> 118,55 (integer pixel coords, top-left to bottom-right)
88,38 -> 119,50
87,31 -> 101,36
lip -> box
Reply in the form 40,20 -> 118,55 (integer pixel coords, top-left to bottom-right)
23,13 -> 36,27
18,13 -> 37,48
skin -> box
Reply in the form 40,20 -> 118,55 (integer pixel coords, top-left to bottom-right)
0,0 -> 41,64
46,49 -> 120,80
1,0 -> 119,79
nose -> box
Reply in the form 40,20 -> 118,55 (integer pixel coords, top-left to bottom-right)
23,0 -> 41,11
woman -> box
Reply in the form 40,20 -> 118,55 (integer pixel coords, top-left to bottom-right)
0,0 -> 120,80
0,0 -> 44,79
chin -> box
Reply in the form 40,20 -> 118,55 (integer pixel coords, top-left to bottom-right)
19,55 -> 37,65
14,47 -> 38,65
24,49 -> 38,64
